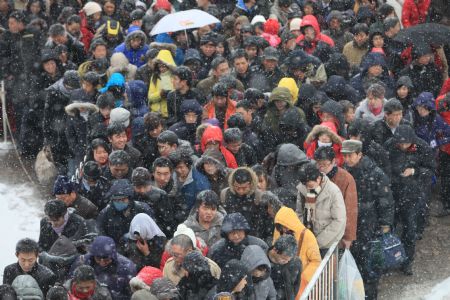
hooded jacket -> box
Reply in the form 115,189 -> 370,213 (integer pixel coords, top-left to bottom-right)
3,262 -> 56,297
304,123 -> 344,166
273,207 -> 321,295
203,98 -> 237,131
295,15 -> 335,55
241,245 -> 277,300
114,29 -> 149,67
296,175 -> 346,249
107,53 -> 138,82
11,275 -> 43,300
183,206 -> 225,247
319,100 -> 347,137
401,0 -> 430,28
100,73 -> 126,94
355,97 -> 388,124
200,126 -> 238,168
321,75 -> 360,105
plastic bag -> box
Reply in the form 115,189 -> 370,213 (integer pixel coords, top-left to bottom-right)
338,249 -> 365,300
34,145 -> 57,185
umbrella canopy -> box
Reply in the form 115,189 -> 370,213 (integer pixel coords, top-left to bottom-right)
394,23 -> 450,46
150,9 -> 220,36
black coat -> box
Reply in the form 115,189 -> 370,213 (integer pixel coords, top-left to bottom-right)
134,135 -> 158,168
371,119 -> 411,147
362,139 -> 392,179
177,270 -> 217,300
45,36 -> 85,66
234,143 -> 258,167
2,263 -> 56,296
399,62 -> 443,98
87,112 -> 109,140
120,236 -> 166,271
270,256 -> 302,300
122,143 -> 143,169
169,121 -> 198,146
38,212 -> 88,252
166,88 -> 205,126
78,177 -> 111,211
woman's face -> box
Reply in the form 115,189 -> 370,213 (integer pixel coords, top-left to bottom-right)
30,1 -> 41,14
318,133 -> 331,143
93,146 -> 109,165
417,106 -> 430,117
203,161 -> 217,175
43,60 -> 57,75
372,35 -> 384,48
216,43 -> 225,56
103,1 -> 116,15
257,175 -> 267,191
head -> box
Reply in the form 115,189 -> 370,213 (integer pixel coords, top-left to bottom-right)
261,191 -> 283,218
53,175 -> 77,205
96,92 -> 115,119
172,66 -> 192,91
15,239 -> 39,273
66,14 -> 81,39
45,199 -> 68,228
341,140 -> 363,167
270,235 -> 297,265
8,11 -> 26,34
72,265 -> 97,297
262,47 -> 279,72
169,150 -> 194,181
367,83 -> 385,108
90,138 -> 110,166
212,56 -> 230,78
132,167 -> 152,194
252,165 -> 269,191
222,213 -> 249,245
371,32 -> 384,48
302,25 -> 316,42
195,190 -> 219,224
200,34 -> 217,57
224,128 -> 243,154
299,162 -> 322,190
383,16 -> 400,37
212,83 -> 229,109
144,112 -> 164,138
170,234 -> 194,266
231,168 -> 255,196
157,131 -> 179,157
152,157 -> 173,188
108,150 -> 130,179
384,99 -> 403,128
49,23 -> 68,45
352,23 -> 369,47
340,100 -> 355,124
236,100 -> 254,125
232,49 -> 249,75
314,146 -> 336,174
107,122 -> 128,150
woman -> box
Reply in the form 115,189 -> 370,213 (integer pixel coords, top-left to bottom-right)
25,0 -> 48,24
304,122 -> 344,166
148,49 -> 176,118
196,155 -> 229,196
85,138 -> 111,173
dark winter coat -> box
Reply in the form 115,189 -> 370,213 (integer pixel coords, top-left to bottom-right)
127,80 -> 149,119
177,267 -> 217,300
87,112 -> 109,140
195,155 -> 229,197
114,30 -> 149,67
70,193 -> 100,220
78,176 -> 111,211
45,35 -> 86,65
169,121 -> 198,146
371,118 -> 412,146
321,75 -> 361,105
121,235 -> 166,272
119,143 -> 143,169
166,88 -> 205,126
399,62 -> 443,98
134,134 -> 159,168
345,156 -> 394,244
64,279 -> 112,300
70,236 -> 136,300
38,212 -> 88,252
3,262 -> 56,296
174,167 -> 211,210
233,143 -> 258,167
270,255 -> 302,300
278,108 -> 310,151
413,112 -> 450,149
96,201 -> 154,244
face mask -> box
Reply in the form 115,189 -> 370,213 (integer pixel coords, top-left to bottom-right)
113,201 -> 128,211
318,141 -> 332,148
307,186 -> 322,198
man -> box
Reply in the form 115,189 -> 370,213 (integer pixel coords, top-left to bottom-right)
235,99 -> 262,150
167,66 -> 204,125
38,199 -> 88,252
261,47 -> 285,92
341,140 -> 394,299
342,23 -> 369,68
156,130 -> 180,158
231,48 -> 255,89
78,39 -> 109,77
295,15 -> 334,55
314,146 -> 357,249
104,150 -> 133,180
52,175 -> 98,220
107,122 -> 142,169
224,128 -> 257,167
3,238 -> 56,296
322,10 -> 353,52
96,179 -> 154,244
296,162 -> 346,253
46,23 -> 85,65
134,112 -> 164,168
371,99 -> 411,145
384,126 -> 435,275
383,16 -> 404,75
203,82 -> 237,130
113,27 -> 148,67
78,161 -> 111,211
197,32 -> 218,80
64,265 -> 112,300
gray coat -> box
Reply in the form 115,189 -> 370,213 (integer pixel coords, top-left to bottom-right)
183,208 -> 225,247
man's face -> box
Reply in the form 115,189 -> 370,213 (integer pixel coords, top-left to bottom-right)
390,22 -> 401,36
343,152 -> 362,167
196,0 -> 208,8
82,81 -> 95,94
236,107 -> 253,125
269,249 -> 292,265
171,244 -> 190,265
109,132 -> 128,150
214,62 -> 230,78
110,163 -> 129,179
17,252 -> 37,273
418,54 -> 432,65
103,1 -> 115,15
329,18 -> 340,30
184,112 -> 198,124
200,43 -> 216,57
303,26 -> 316,42
55,192 -> 76,206
245,46 -> 258,59
316,159 -> 335,174
385,110 -> 403,128
233,181 -> 251,196
234,57 -> 249,75
99,107 -> 111,119
226,141 -> 241,154
8,18 -> 24,34
93,45 -> 107,59
153,166 -> 172,188
66,22 -> 81,38
158,142 -> 176,157
94,256 -> 113,267
214,95 -> 228,108
43,60 -> 57,75
175,162 -> 190,180
227,229 -> 246,244
354,32 -> 368,47
134,184 -> 152,194
52,34 -> 68,45
263,59 -> 278,72
130,38 -> 142,49
367,65 -> 383,77
172,75 -> 186,91
198,203 -> 217,223
74,280 -> 96,295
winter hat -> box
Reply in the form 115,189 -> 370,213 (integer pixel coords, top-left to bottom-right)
131,167 -> 152,186
393,125 -> 417,144
52,175 -> 74,195
153,0 -> 171,12
263,46 -> 280,61
273,232 -> 298,257
181,99 -> 203,115
110,107 -> 131,127
221,212 -> 251,236
326,10 -> 343,24
216,259 -> 247,293
290,18 -> 302,31
150,278 -> 179,299
48,236 -> 78,257
173,224 -> 197,249
251,15 -> 266,25
396,76 -> 414,89
63,70 -> 80,89
264,18 -> 280,35
270,87 -> 292,103
106,179 -> 134,200
40,49 -> 57,63
276,143 -> 308,166
89,236 -> 116,259
413,92 -> 435,111
157,130 -> 179,145
83,2 -> 102,16
83,161 -> 102,180
11,275 -> 44,300
136,266 -> 163,287
182,251 -> 210,275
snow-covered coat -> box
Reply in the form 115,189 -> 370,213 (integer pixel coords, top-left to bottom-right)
114,29 -> 149,67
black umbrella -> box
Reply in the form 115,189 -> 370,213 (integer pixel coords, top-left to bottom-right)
394,23 -> 450,46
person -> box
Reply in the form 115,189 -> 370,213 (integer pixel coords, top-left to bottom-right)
3,238 -> 56,297
208,212 -> 268,268
203,82 -> 237,130
11,275 -> 43,300
304,122 -> 344,166
267,235 -> 302,300
107,119 -> 143,169
240,245 -> 277,300
38,199 -> 88,253
384,125 -> 435,275
104,150 -> 133,181
296,162 -> 346,252
88,93 -> 115,138
128,267 -> 165,299
295,15 -> 335,55
322,10 -> 353,52
395,76 -> 415,122
64,265 -> 112,300
354,83 -> 389,124
114,28 -> 148,67
314,147 -> 358,249
183,190 -> 225,247
133,112 -> 164,168
53,175 -> 99,220
70,236 -> 136,300
46,23 -> 85,65
223,128 -> 257,167
214,259 -> 248,297
96,179 -> 154,244
169,99 -> 203,146
78,160 -> 111,211
0,284 -> 17,299
273,207 -> 321,297
341,140 -> 394,299
343,23 -> 369,68
200,125 -> 238,168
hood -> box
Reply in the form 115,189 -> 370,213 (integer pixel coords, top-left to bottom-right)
110,52 -> 131,69
152,0 -> 172,12
125,28 -> 147,49
322,75 -> 349,96
127,80 -> 148,109
11,275 -> 43,300
184,48 -> 202,64
241,245 -> 271,273
392,125 -> 417,144
320,99 -> 345,134
150,42 -> 177,58
278,77 -> 299,104
49,78 -> 71,98
279,107 -> 304,129
396,75 -> 414,89
268,87 -> 294,108
326,10 -> 343,23
356,6 -> 373,22
221,212 -> 251,237
236,0 -> 251,12
227,167 -> 258,195
89,236 -> 118,262
305,124 -> 342,144
154,49 -> 176,70
413,92 -> 435,111
129,213 -> 165,240
274,206 -> 305,241
181,99 -> 203,115
200,126 -> 224,152
360,52 -> 388,75
196,155 -> 227,177
100,72 -> 125,93
217,259 -> 247,293
130,266 -> 163,292
65,102 -> 98,116
300,15 -> 321,37
49,235 -> 78,257
276,143 -> 308,166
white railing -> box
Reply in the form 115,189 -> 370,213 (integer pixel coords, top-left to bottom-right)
0,80 -> 13,149
300,241 -> 340,300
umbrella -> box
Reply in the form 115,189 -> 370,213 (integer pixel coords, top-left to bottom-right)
150,9 -> 220,36
394,23 -> 450,46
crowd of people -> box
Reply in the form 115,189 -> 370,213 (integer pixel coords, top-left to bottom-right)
1,0 -> 450,299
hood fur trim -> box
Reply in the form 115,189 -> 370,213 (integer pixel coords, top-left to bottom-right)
65,102 -> 99,116
305,124 -> 342,144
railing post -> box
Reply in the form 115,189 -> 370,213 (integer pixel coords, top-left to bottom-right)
0,80 -> 13,150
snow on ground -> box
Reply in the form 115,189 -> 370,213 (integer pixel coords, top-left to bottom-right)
424,277 -> 450,300
0,182 -> 43,280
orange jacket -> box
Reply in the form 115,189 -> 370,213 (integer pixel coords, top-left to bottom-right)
203,100 -> 236,130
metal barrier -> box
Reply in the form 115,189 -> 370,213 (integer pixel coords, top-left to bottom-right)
300,241 -> 340,300
0,80 -> 13,149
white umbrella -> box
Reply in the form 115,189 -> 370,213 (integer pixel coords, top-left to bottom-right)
150,9 -> 220,36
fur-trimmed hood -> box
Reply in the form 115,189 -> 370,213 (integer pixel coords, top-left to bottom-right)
125,28 -> 148,50
227,167 -> 258,195
149,42 -> 177,57
305,124 -> 342,144
196,155 -> 228,178
65,101 -> 99,116
153,49 -> 176,71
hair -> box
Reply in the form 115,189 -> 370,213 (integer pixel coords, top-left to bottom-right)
384,99 -> 403,114
367,83 -> 385,99
195,190 -> 219,209
314,146 -> 336,161
46,286 -> 67,300
261,191 -> 283,215
171,234 -> 194,251
383,16 -> 400,31
157,131 -> 179,146
211,56 -> 228,70
273,234 -> 298,257
109,150 -> 131,165
231,48 -> 248,62
227,113 -> 246,130
86,138 -> 111,159
233,168 -> 254,184
44,199 -> 68,219
152,157 -> 174,172
168,149 -> 194,168
236,99 -> 253,111
347,118 -> 372,141
144,112 -> 164,132
300,162 -> 321,183
339,100 -> 355,114
66,14 -> 81,25
73,265 -> 96,283
48,23 -> 66,37
252,164 -> 267,178
224,128 -> 243,144
352,22 -> 369,35
96,92 -> 115,109
107,122 -> 127,137
15,238 -> 39,255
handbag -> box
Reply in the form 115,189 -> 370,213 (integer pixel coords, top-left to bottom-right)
380,232 -> 406,271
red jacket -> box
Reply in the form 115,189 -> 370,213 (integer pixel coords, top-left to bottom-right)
296,15 -> 335,55
401,0 -> 431,28
79,10 -> 95,53
200,126 -> 238,169
436,80 -> 450,154
203,99 -> 236,130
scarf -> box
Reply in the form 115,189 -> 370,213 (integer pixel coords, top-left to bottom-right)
70,283 -> 95,300
303,194 -> 317,232
369,103 -> 383,116
327,165 -> 338,179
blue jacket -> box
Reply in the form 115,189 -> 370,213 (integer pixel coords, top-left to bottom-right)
114,29 -> 149,67
176,168 -> 211,210
126,80 -> 149,118
155,33 -> 184,65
